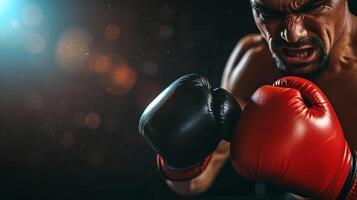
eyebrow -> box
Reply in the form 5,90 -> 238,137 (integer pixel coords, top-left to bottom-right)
250,1 -> 281,14
250,0 -> 333,14
298,0 -> 332,12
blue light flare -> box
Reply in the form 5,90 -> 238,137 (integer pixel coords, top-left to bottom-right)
0,0 -> 7,12
0,0 -> 29,28
0,0 -> 46,71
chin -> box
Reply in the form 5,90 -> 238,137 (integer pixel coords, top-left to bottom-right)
275,59 -> 329,78
287,64 -> 318,75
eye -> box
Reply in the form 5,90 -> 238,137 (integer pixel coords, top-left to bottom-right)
258,12 -> 273,19
255,10 -> 281,20
311,4 -> 324,10
307,4 -> 324,12
300,2 -> 330,13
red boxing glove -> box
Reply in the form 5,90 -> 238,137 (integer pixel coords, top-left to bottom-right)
156,154 -> 213,181
230,76 -> 357,199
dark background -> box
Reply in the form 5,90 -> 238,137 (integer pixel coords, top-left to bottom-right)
0,0 -> 356,199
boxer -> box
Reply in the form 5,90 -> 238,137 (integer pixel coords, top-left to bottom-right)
140,0 -> 357,199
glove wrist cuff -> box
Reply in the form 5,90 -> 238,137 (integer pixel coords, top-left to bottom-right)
345,177 -> 357,200
156,154 -> 213,181
338,151 -> 357,200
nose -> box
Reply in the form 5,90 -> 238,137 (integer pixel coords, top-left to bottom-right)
280,16 -> 308,44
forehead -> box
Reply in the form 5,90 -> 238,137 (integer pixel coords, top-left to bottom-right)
251,0 -> 311,10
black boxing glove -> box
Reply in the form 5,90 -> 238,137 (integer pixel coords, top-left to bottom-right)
138,74 -> 241,181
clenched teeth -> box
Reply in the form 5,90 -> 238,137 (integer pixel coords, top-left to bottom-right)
287,50 -> 309,58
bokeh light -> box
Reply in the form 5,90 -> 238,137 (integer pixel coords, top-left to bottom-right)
92,54 -> 112,74
55,29 -> 92,73
112,64 -> 137,93
25,32 -> 45,54
85,112 -> 101,129
59,132 -> 76,147
104,24 -> 120,41
21,3 -> 43,26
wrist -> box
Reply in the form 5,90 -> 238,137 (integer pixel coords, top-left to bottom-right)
156,154 -> 213,181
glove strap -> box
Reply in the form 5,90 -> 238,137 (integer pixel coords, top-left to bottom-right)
337,151 -> 357,200
156,154 -> 213,181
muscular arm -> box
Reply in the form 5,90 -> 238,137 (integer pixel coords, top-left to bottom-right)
166,34 -> 280,196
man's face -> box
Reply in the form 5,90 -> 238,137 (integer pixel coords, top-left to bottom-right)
251,0 -> 348,77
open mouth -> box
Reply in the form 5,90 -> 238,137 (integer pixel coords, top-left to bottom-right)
278,46 -> 319,67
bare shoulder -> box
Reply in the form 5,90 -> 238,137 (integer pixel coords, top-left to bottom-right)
221,33 -> 281,107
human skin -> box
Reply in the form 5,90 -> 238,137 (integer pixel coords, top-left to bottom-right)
232,0 -> 357,147
166,0 -> 357,199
